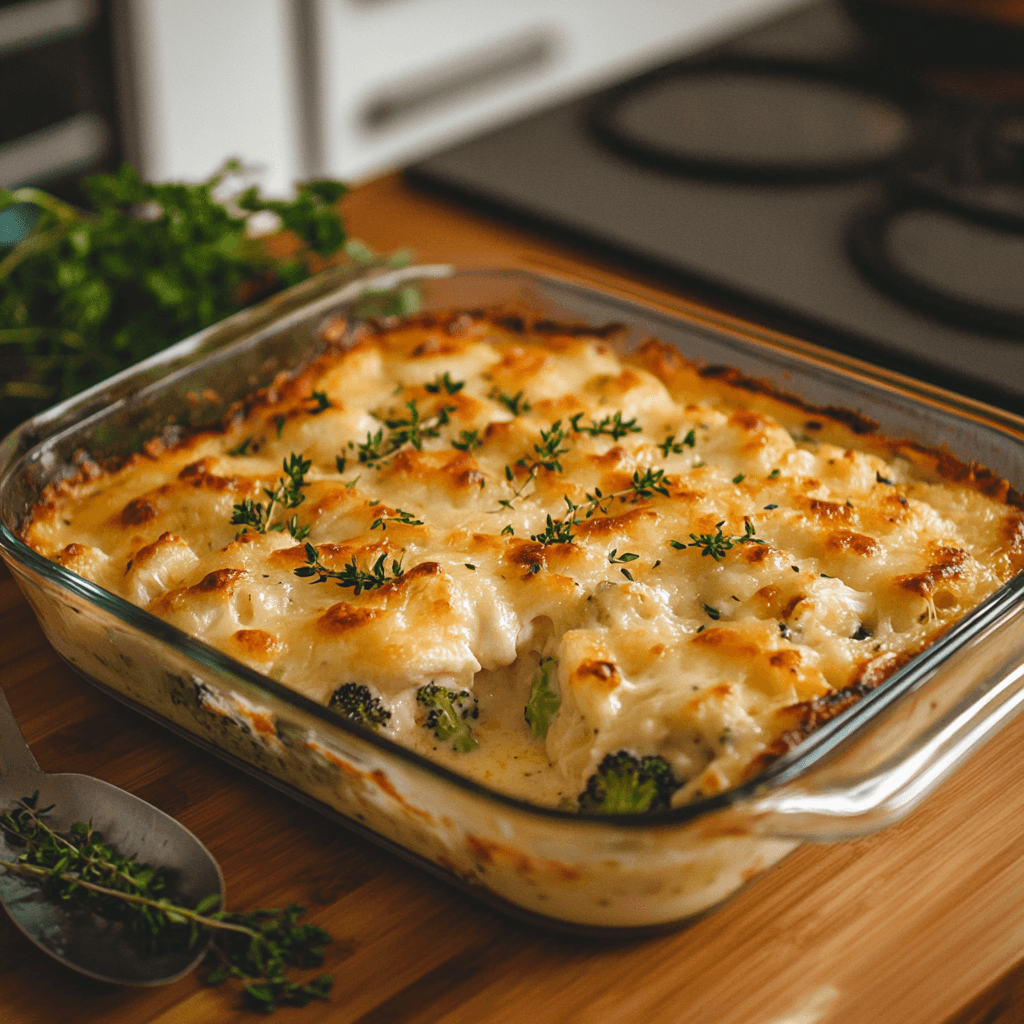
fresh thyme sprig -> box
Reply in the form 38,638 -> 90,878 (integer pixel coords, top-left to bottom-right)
497,421 -> 572,511
294,543 -> 404,595
528,467 -> 672,546
659,429 -> 696,456
489,388 -> 531,416
569,411 -> 641,441
564,468 -> 672,523
230,452 -> 312,539
608,548 -> 640,580
368,504 -> 424,531
670,519 -> 765,562
0,794 -> 333,1013
306,390 -> 333,414
425,372 -> 464,395
530,514 -> 577,545
346,400 -> 457,468
451,429 -> 482,451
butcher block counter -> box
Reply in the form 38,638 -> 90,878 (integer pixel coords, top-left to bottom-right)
2,173 -> 1024,1024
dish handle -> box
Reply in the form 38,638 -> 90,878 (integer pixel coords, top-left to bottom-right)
747,581 -> 1024,841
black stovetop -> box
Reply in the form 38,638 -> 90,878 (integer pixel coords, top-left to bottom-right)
409,0 -> 1024,413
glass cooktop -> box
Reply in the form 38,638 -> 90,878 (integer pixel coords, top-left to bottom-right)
409,0 -> 1024,412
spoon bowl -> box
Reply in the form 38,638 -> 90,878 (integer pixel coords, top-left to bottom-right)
0,687 -> 224,986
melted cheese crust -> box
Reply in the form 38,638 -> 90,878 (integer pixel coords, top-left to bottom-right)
24,311 -> 1024,808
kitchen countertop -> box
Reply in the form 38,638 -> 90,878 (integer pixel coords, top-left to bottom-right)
2,172 -> 1024,1024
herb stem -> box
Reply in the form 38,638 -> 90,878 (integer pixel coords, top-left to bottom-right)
0,858 -> 258,936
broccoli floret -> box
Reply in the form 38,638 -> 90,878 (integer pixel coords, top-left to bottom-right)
524,658 -> 560,741
328,683 -> 391,730
577,751 -> 680,814
417,684 -> 479,752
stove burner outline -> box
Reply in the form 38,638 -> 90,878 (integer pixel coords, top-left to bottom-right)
847,191 -> 1024,337
588,56 -> 921,186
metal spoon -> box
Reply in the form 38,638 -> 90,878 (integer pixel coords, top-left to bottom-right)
0,687 -> 224,985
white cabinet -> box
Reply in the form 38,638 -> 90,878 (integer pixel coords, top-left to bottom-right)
123,0 -> 801,192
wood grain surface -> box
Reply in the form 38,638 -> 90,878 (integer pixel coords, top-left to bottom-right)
2,173 -> 1024,1024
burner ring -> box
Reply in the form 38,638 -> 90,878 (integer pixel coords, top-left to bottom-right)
589,57 -> 916,185
847,191 -> 1024,337
899,106 -> 1024,232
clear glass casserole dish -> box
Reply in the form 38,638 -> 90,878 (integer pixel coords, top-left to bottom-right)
3,263 -> 1024,935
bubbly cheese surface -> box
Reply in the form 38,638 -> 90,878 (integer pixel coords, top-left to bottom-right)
24,310 -> 1024,808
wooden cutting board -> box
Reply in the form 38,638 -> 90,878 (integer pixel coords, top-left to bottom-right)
1,173 -> 1023,1024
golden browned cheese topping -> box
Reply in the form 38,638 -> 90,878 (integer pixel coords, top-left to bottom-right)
23,311 -> 1024,808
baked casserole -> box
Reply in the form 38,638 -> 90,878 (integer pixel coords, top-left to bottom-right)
20,307 -> 1024,815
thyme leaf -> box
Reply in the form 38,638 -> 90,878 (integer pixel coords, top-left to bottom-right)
230,452 -> 311,538
0,794 -> 333,1013
670,519 -> 765,562
659,429 -> 696,456
425,372 -> 464,395
489,388 -> 531,416
295,544 -> 404,595
569,411 -> 641,441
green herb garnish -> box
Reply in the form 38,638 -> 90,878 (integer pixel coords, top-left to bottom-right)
425,372 -> 464,395
0,794 -> 333,1013
490,388 -> 532,416
306,390 -> 332,414
670,519 -> 765,562
348,400 -> 456,468
369,507 -> 423,531
451,429 -> 482,451
230,452 -> 311,538
659,430 -> 696,456
569,411 -> 641,441
294,544 -> 404,595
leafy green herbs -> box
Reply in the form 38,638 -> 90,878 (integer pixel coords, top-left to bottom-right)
295,544 -> 404,595
670,519 -> 765,562
306,390 -> 333,414
416,685 -> 479,752
368,506 -> 423,531
451,429 -> 482,452
524,659 -> 559,741
608,548 -> 639,580
425,372 -> 464,395
348,400 -> 456,468
568,411 -> 641,441
497,421 -> 573,511
659,430 -> 696,456
0,794 -> 332,1013
530,514 -> 576,546
521,465 -> 673,549
231,453 -> 311,539
490,388 -> 531,416
0,162 -> 366,436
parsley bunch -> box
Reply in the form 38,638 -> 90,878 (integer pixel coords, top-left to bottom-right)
0,161 -> 365,436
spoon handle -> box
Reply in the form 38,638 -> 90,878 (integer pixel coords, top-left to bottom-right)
0,687 -> 42,783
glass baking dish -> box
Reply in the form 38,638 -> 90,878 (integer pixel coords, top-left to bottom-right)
3,263 -> 1024,936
